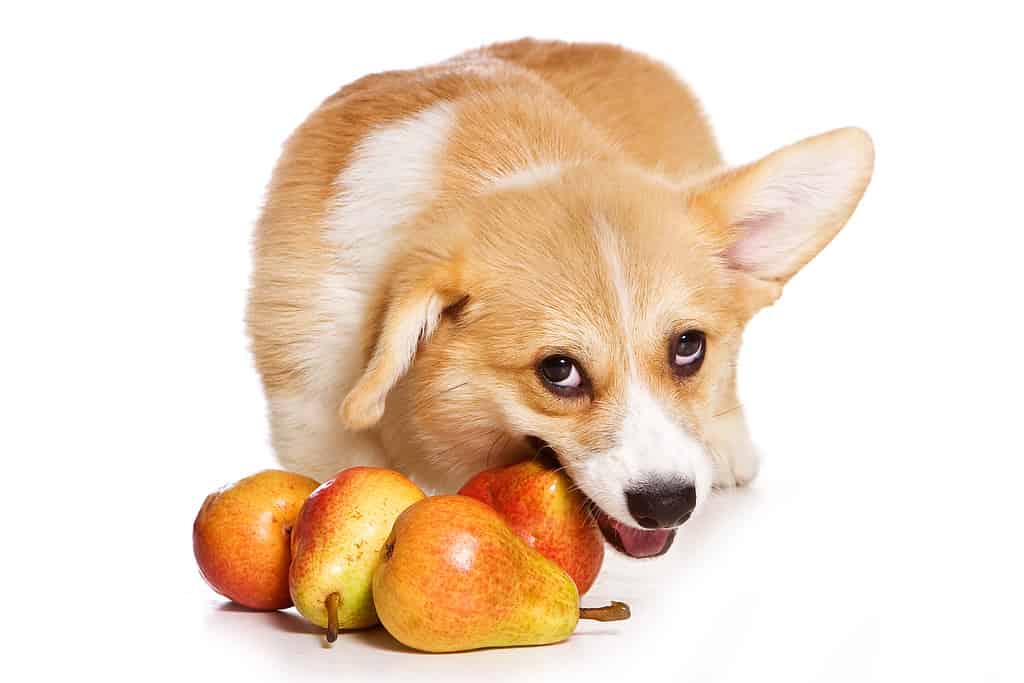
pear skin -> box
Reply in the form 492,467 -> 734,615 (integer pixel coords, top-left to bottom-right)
372,495 -> 583,652
289,467 -> 425,634
193,469 -> 319,610
460,459 -> 604,594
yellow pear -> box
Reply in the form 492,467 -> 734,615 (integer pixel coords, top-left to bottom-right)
289,467 -> 425,640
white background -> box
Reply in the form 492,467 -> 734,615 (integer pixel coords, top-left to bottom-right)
3,2 -> 1022,681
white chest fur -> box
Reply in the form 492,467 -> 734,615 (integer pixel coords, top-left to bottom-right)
267,102 -> 458,483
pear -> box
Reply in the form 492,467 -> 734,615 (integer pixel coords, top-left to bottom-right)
460,459 -> 604,594
372,495 -> 629,652
289,467 -> 425,640
193,469 -> 319,610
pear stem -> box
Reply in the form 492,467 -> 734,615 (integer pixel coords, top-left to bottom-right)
325,592 -> 341,643
578,600 -> 631,622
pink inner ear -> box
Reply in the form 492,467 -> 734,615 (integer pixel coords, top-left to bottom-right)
723,210 -> 783,271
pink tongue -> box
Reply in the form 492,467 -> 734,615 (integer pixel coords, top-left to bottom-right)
610,518 -> 673,558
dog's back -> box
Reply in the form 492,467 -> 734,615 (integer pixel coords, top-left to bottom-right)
482,39 -> 720,175
248,39 -> 721,482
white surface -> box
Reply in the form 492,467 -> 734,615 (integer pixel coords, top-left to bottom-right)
3,2 -> 1022,681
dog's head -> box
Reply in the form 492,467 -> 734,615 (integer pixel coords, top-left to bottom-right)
340,128 -> 874,557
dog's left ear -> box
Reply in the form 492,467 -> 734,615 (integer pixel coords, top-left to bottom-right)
339,250 -> 466,432
692,127 -> 874,310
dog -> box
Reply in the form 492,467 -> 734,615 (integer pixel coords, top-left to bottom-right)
247,38 -> 873,558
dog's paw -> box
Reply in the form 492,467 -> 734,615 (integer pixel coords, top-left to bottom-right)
708,408 -> 761,488
726,441 -> 761,487
713,448 -> 761,488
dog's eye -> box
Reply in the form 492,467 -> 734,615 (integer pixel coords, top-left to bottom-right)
538,355 -> 585,394
671,331 -> 706,377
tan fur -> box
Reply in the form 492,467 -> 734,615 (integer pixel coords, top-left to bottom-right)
247,38 -> 873,509
249,40 -> 717,393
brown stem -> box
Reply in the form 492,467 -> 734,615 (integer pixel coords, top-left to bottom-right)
578,600 -> 631,622
325,592 -> 341,643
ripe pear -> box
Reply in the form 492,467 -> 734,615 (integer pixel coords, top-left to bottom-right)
372,495 -> 629,652
460,459 -> 604,593
193,469 -> 319,610
289,467 -> 425,640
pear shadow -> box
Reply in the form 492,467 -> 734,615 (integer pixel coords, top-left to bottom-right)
569,629 -> 622,637
214,603 -> 323,636
210,603 -> 423,649
344,629 -> 607,655
214,601 -> 268,613
264,611 -> 324,636
345,626 -> 417,653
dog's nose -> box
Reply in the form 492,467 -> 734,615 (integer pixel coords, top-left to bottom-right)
625,481 -> 697,528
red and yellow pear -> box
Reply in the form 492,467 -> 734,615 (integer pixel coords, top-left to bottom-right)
460,459 -> 604,593
372,495 -> 629,653
193,469 -> 319,610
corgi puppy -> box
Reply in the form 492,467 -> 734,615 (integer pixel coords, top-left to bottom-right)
247,39 -> 873,558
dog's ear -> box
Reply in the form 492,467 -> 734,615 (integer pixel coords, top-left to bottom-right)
692,127 -> 874,310
339,249 -> 465,431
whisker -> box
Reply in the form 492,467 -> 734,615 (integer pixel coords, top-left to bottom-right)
432,429 -> 498,464
485,433 -> 509,470
413,381 -> 471,412
712,403 -> 744,419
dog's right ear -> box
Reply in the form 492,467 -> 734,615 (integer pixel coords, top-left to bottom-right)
339,248 -> 465,432
691,127 -> 875,312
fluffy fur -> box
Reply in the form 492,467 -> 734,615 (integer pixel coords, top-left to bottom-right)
247,39 -> 873,538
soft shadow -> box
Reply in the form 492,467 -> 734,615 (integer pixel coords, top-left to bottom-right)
682,485 -> 766,539
346,629 -> 602,654
568,629 -> 622,637
263,610 -> 324,635
210,603 -> 419,647
215,601 -> 266,613
346,627 -> 417,653
214,603 -> 322,636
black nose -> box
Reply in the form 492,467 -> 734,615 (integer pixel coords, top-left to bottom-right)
626,481 -> 697,528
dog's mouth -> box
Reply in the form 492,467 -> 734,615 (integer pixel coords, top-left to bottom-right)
526,437 -> 677,559
592,508 -> 677,558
